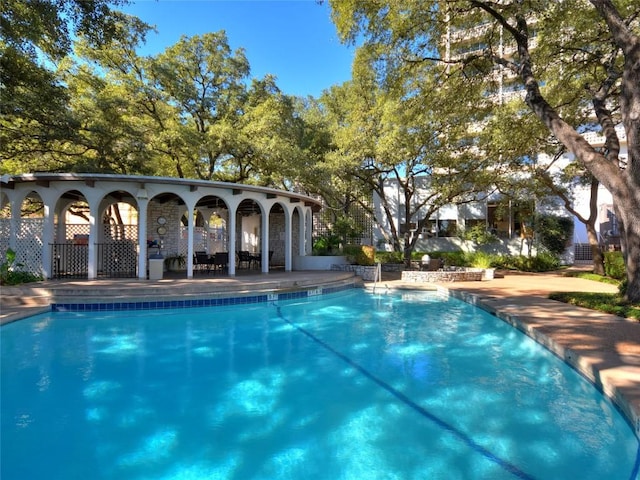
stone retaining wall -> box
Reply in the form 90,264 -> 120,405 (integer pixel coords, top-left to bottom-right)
331,264 -> 378,281
401,268 -> 484,282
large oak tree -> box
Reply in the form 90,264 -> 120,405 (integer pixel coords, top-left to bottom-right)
330,0 -> 640,301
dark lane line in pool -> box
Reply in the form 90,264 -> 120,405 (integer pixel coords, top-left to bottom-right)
272,303 -> 537,480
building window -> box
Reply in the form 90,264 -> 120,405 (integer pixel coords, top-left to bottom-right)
438,219 -> 457,237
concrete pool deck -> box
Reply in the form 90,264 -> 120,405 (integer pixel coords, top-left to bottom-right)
1,268 -> 639,436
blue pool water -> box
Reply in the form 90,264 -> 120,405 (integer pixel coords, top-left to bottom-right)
2,289 -> 638,479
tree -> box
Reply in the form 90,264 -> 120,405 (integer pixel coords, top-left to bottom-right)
0,0 -> 128,171
329,0 -> 640,301
321,50 -> 496,265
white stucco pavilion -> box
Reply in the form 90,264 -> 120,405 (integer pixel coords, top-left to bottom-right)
0,173 -> 321,280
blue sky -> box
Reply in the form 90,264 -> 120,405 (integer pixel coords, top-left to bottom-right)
119,0 -> 355,98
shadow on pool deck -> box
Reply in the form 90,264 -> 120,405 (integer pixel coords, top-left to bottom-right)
1,268 -> 639,436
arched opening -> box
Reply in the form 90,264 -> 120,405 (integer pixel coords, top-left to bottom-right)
292,206 -> 302,257
52,190 -> 89,278
268,203 -> 286,269
147,191 -> 188,276
195,195 -> 229,254
97,191 -> 139,278
237,198 -> 262,255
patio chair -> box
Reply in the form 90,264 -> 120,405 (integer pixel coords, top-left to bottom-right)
213,252 -> 229,274
237,250 -> 252,269
194,251 -> 214,274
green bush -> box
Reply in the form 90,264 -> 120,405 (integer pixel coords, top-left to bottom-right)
313,234 -> 341,255
604,251 -> 625,280
356,245 -> 376,266
493,252 -> 560,272
536,214 -> 574,255
1,248 -> 42,285
458,224 -> 499,245
375,251 -> 404,264
343,244 -> 361,261
2,270 -> 43,285
468,251 -> 494,268
429,251 -> 469,267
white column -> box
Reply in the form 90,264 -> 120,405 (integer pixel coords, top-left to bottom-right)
228,207 -> 236,276
305,209 -> 313,255
298,207 -> 306,256
137,199 -> 148,280
284,208 -> 292,271
261,208 -> 269,273
41,203 -> 55,279
87,206 -> 98,280
185,200 -> 198,278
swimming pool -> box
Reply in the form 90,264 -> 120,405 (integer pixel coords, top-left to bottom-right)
2,289 -> 638,479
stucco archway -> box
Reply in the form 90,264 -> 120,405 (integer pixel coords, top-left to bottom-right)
0,174 -> 321,280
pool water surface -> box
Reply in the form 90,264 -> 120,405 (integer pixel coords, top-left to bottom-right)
1,289 -> 638,479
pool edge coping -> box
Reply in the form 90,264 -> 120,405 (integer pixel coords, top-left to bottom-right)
436,285 -> 640,440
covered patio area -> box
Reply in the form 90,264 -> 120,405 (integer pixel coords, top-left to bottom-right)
0,173 -> 322,280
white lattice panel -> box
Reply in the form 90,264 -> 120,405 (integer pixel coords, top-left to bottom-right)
0,219 -> 10,260
16,218 -> 44,275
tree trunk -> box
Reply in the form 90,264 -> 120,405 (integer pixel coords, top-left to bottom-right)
589,0 -> 640,302
620,204 -> 640,302
585,177 -> 605,275
507,0 -> 640,301
586,224 -> 605,276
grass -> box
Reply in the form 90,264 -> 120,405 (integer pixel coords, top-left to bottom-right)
551,271 -> 640,320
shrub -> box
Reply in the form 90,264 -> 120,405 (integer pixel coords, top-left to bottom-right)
458,224 -> 499,245
343,244 -> 361,262
313,234 -> 341,255
604,251 -> 625,280
429,251 -> 468,267
356,245 -> 376,266
375,251 -> 404,264
468,251 -> 494,269
493,252 -> 560,272
0,248 -> 43,285
535,214 -> 573,255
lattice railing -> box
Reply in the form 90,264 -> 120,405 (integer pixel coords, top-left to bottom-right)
97,242 -> 138,278
574,243 -> 593,262
51,243 -> 88,279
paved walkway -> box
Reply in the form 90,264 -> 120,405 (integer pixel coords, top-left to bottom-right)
1,268 -> 639,436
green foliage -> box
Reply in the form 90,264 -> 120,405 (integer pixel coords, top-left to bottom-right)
356,245 -> 376,266
164,253 -> 186,270
333,217 -> 364,243
604,252 -> 626,280
0,248 -> 43,285
549,292 -> 640,321
313,234 -> 341,255
565,271 -> 621,286
493,252 -> 560,272
469,251 -> 494,269
327,0 -> 640,303
1,1 -> 129,170
458,225 -> 499,245
535,214 -> 573,255
428,251 -> 469,267
375,251 -> 404,264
